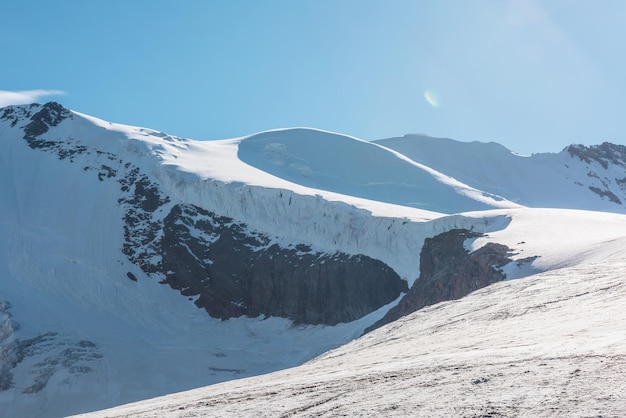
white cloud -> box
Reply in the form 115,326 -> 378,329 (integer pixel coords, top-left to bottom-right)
0,89 -> 65,108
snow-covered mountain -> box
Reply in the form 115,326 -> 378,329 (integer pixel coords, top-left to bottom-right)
376,134 -> 626,213
1,102 -> 625,417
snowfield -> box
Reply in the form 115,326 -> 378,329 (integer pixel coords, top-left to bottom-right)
76,250 -> 626,417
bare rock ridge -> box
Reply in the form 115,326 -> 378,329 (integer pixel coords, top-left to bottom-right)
567,143 -> 626,204
364,229 -> 534,334
2,102 -> 407,326
566,142 -> 626,169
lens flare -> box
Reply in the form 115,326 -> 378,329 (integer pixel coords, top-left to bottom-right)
424,90 -> 440,107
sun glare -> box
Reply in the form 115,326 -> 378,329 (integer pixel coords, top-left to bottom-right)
424,90 -> 440,107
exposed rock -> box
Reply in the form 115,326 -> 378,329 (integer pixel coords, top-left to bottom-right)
0,103 -> 40,127
0,303 -> 100,393
118,167 -> 170,275
22,102 -> 76,153
23,102 -> 72,139
588,186 -> 622,204
12,101 -> 93,162
566,142 -> 626,169
364,229 -> 516,334
160,204 -> 407,325
0,302 -> 16,343
565,143 -> 626,206
0,302 -> 19,391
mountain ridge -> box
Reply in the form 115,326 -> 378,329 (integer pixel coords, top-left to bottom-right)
1,102 -> 626,417
376,134 -> 626,213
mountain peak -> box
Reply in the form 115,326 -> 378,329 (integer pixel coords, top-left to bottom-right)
566,142 -> 626,169
0,101 -> 72,135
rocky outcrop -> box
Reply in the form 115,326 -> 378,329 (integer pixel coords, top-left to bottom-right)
118,166 -> 171,275
160,204 -> 408,325
0,302 -> 18,391
566,143 -> 626,205
588,186 -> 621,204
22,102 -> 73,141
0,302 -> 100,393
364,229 -> 520,334
1,101 -> 91,163
567,142 -> 626,169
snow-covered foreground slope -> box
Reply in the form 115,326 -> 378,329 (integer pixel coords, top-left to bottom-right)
376,134 -> 626,214
79,249 -> 626,417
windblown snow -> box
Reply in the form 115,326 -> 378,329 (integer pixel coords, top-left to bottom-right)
0,103 -> 625,417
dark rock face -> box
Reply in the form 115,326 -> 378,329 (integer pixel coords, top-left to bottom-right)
160,204 -> 408,325
23,102 -> 72,140
364,229 -> 521,334
0,302 -> 18,391
588,186 -> 621,204
1,103 -> 40,128
567,142 -> 626,169
118,167 -> 171,275
1,102 -> 93,163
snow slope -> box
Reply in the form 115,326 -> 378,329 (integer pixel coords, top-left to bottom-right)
376,134 -> 626,213
77,239 -> 626,417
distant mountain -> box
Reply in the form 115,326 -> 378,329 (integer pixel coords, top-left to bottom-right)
1,102 -> 625,417
375,134 -> 626,213
237,128 -> 519,213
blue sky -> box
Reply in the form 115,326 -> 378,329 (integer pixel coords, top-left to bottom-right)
2,0 -> 626,155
